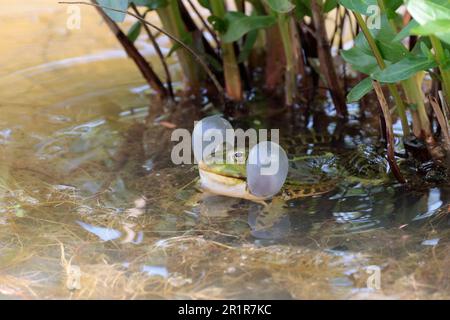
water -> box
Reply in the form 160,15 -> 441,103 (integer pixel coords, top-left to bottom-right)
0,1 -> 449,299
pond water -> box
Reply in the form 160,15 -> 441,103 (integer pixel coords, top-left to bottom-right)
0,1 -> 449,299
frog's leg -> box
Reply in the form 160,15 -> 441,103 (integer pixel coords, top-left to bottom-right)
184,190 -> 208,207
175,177 -> 204,207
281,180 -> 337,201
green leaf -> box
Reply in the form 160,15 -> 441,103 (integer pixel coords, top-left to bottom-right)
208,15 -> 228,33
238,29 -> 259,63
375,37 -> 409,63
264,0 -> 295,13
407,0 -> 450,46
384,0 -> 403,20
293,0 -> 311,19
198,0 -> 211,10
412,19 -> 450,35
420,41 -> 434,59
352,15 -> 409,63
384,0 -> 403,11
411,37 -> 432,56
340,46 -> 380,75
127,21 -> 142,43
97,0 -> 129,22
393,19 -> 419,42
324,0 -> 338,12
406,0 -> 450,25
347,77 -> 373,103
372,16 -> 410,62
222,12 -> 276,43
337,0 -> 377,15
371,56 -> 438,83
412,20 -> 450,45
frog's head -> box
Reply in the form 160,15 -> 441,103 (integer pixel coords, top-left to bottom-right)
198,148 -> 252,199
193,117 -> 288,200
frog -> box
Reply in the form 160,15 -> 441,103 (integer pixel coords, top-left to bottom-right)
197,143 -> 389,204
192,133 -> 390,243
191,115 -> 390,226
198,147 -> 339,204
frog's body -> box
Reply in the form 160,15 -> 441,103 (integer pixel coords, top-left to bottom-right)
199,161 -> 336,202
198,143 -> 389,203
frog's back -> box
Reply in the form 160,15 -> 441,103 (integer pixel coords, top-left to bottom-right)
340,144 -> 388,181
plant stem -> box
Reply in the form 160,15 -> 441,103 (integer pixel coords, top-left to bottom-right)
373,81 -> 406,183
429,95 -> 450,152
277,13 -> 296,106
130,3 -> 174,100
264,24 -> 285,92
92,0 -> 167,97
186,0 -> 219,48
311,0 -> 348,117
292,20 -> 310,97
378,2 -> 433,139
179,0 -> 221,63
210,0 -> 243,101
62,1 -> 224,96
157,0 -> 200,88
354,12 -> 410,136
402,76 -> 431,137
377,0 -> 397,31
430,35 -> 450,108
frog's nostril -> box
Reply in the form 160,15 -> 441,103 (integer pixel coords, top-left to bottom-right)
246,141 -> 288,198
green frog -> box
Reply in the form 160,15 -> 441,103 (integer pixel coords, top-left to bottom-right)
197,143 -> 389,204
192,115 -> 389,206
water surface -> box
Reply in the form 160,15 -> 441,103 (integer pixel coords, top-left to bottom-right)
0,1 -> 449,299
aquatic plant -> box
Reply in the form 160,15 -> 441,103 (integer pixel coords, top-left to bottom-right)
58,0 -> 450,181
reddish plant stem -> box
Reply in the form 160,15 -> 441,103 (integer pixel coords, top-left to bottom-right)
130,3 -> 174,100
311,0 -> 348,117
93,0 -> 167,97
264,25 -> 286,93
292,20 -> 310,102
373,81 -> 406,184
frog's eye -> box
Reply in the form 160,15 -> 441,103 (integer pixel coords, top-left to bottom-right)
192,115 -> 233,163
233,151 -> 245,163
246,141 -> 288,198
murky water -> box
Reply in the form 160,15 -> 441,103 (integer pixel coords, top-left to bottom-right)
0,2 -> 449,299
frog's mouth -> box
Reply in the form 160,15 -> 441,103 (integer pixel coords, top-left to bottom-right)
198,161 -> 265,200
